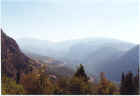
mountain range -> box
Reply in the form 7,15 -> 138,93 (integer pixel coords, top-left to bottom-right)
1,30 -> 74,81
16,37 -> 139,81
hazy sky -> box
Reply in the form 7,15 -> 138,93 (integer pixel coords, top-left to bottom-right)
1,0 -> 140,43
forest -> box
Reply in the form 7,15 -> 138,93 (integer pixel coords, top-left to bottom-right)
1,29 -> 140,95
2,0 -> 140,95
2,64 -> 139,95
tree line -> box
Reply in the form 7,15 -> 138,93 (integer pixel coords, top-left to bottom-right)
2,64 -> 139,95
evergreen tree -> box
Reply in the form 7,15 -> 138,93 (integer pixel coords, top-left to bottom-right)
68,64 -> 92,94
74,64 -> 89,81
68,77 -> 92,94
120,72 -> 125,94
134,74 -> 139,94
134,68 -> 139,94
125,72 -> 135,94
120,71 -> 139,95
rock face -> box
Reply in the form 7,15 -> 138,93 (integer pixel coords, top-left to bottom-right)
1,29 -> 40,80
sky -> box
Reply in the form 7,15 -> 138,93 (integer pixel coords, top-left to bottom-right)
1,0 -> 140,43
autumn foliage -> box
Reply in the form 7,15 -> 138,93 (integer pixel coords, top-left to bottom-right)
2,64 -> 139,95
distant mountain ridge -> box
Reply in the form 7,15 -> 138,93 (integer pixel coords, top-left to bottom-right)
16,37 -> 138,81
17,37 -> 135,60
1,30 -> 74,80
104,45 -> 139,81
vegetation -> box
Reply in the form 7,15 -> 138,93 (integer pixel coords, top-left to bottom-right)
68,64 -> 92,94
21,65 -> 59,94
97,72 -> 118,94
120,70 -> 139,95
2,29 -> 139,95
2,64 -> 139,95
2,75 -> 25,95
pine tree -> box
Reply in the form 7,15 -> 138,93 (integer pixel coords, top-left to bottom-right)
74,64 -> 89,81
68,77 -> 92,94
120,71 -> 138,95
125,72 -> 135,94
120,72 -> 125,94
134,68 -> 139,94
68,64 -> 92,94
134,74 -> 139,94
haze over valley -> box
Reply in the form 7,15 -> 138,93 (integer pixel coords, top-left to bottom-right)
16,37 -> 139,81
1,0 -> 139,94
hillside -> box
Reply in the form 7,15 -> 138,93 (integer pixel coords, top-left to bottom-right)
16,37 -> 138,81
1,29 -> 74,80
23,51 -> 75,77
1,29 -> 41,80
104,45 -> 139,81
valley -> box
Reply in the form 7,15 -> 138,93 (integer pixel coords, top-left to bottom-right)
16,37 -> 139,81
